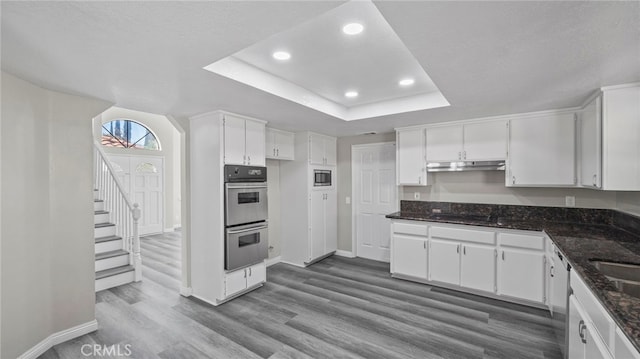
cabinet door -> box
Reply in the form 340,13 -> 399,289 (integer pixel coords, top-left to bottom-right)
225,268 -> 247,297
580,96 -> 602,188
245,120 -> 265,166
463,120 -> 507,160
309,134 -> 325,165
309,191 -> 325,261
275,131 -> 295,160
324,191 -> 337,253
224,115 -> 246,165
498,249 -> 545,303
508,114 -> 576,186
426,125 -> 463,161
429,239 -> 461,285
397,129 -> 426,185
568,295 -> 586,359
324,137 -> 337,166
392,234 -> 427,278
265,128 -> 277,159
585,327 -> 613,359
246,263 -> 266,288
460,244 -> 496,293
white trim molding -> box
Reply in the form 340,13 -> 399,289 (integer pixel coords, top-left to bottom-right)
179,286 -> 193,297
18,320 -> 98,359
335,250 -> 356,258
265,256 -> 282,267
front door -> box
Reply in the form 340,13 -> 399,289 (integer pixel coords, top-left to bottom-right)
107,154 -> 164,235
353,143 -> 397,262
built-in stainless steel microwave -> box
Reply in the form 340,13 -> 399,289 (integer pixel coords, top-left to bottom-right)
313,169 -> 332,187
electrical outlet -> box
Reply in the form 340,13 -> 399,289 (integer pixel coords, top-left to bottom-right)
345,196 -> 351,205
565,196 -> 576,207
414,192 -> 421,200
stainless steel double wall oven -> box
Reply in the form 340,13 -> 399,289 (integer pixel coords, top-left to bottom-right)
224,165 -> 268,271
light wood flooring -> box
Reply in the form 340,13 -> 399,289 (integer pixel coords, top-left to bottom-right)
40,231 -> 562,358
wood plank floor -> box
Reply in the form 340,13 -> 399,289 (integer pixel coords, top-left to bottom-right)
40,231 -> 562,358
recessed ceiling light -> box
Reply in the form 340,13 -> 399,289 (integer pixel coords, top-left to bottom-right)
345,91 -> 359,98
342,23 -> 364,35
272,51 -> 291,61
399,78 -> 415,86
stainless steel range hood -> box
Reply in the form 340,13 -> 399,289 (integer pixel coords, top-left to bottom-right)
426,160 -> 506,172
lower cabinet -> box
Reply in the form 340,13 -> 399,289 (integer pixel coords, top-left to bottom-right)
429,239 -> 461,285
224,263 -> 266,298
461,244 -> 496,293
568,295 -> 613,359
497,248 -> 545,303
392,234 -> 427,278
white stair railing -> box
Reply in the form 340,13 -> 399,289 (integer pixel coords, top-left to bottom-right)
93,141 -> 142,282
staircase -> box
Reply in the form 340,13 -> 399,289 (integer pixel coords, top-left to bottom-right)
94,143 -> 142,292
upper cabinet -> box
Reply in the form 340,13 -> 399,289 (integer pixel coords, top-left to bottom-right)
266,128 -> 294,161
507,113 -> 576,187
223,114 -> 266,167
309,133 -> 336,166
581,85 -> 640,191
425,120 -> 507,162
396,128 -> 429,186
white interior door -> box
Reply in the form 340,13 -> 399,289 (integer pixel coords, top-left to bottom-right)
107,154 -> 164,236
353,143 -> 397,262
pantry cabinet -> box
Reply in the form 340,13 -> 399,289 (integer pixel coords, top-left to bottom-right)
425,120 -> 507,162
507,113 -> 576,187
223,114 -> 266,166
310,190 -> 337,262
266,128 -> 294,160
396,128 -> 428,186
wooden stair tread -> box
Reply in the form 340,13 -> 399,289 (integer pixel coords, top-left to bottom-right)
95,235 -> 121,243
95,222 -> 115,228
96,265 -> 134,279
95,249 -> 129,260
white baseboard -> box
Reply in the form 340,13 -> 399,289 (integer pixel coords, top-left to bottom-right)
179,286 -> 193,297
335,250 -> 356,258
265,256 -> 281,267
278,260 -> 307,268
164,227 -> 175,233
19,320 -> 98,359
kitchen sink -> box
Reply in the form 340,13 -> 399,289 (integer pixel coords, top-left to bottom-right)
592,261 -> 640,298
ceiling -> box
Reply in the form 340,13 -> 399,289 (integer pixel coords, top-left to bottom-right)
2,1 -> 639,137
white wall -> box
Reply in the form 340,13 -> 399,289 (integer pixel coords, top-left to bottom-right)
1,72 -> 111,359
93,107 -> 181,231
266,159 -> 281,259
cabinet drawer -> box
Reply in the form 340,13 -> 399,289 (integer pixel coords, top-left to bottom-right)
393,222 -> 428,236
571,270 -> 614,349
498,232 -> 544,250
615,327 -> 640,359
430,226 -> 495,245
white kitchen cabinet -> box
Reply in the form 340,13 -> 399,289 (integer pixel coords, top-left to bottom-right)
615,327 -> 640,359
266,128 -> 294,160
224,262 -> 266,298
580,95 -> 602,188
581,85 -> 640,191
223,114 -> 266,166
426,125 -> 463,161
460,244 -> 496,293
507,113 -> 576,187
396,128 -> 428,186
309,190 -> 337,263
392,234 -> 428,278
429,239 -> 461,285
309,133 -> 336,166
497,248 -> 545,303
425,120 -> 507,162
568,295 -> 613,359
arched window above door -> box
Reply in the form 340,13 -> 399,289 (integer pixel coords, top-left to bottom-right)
101,119 -> 160,150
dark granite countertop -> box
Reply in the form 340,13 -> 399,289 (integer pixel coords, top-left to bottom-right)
386,202 -> 640,352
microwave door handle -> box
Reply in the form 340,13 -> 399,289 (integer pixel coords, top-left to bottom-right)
227,225 -> 268,234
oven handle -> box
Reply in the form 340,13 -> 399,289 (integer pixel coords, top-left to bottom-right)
226,184 -> 267,189
227,224 -> 268,234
